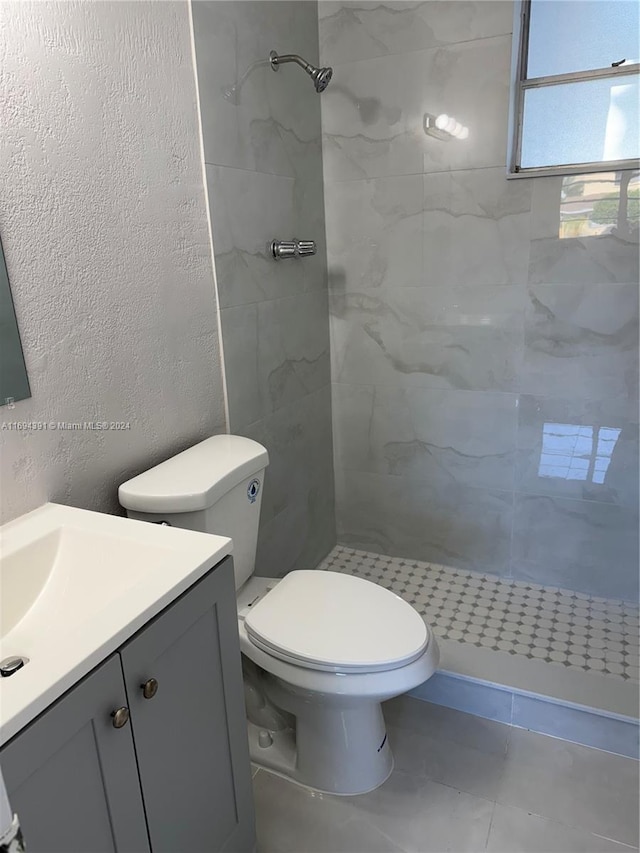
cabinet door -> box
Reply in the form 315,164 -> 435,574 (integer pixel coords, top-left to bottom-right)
0,655 -> 150,853
120,558 -> 255,853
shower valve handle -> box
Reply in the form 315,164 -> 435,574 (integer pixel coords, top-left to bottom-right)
270,239 -> 316,260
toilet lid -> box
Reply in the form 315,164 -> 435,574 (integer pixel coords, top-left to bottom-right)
243,570 -> 429,673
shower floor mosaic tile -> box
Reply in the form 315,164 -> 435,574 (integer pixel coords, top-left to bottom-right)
317,546 -> 640,683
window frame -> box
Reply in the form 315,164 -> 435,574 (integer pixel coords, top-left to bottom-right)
507,0 -> 640,179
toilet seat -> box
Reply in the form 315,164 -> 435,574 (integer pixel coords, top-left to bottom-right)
243,570 -> 429,674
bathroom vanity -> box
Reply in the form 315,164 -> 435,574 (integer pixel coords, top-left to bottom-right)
0,504 -> 255,853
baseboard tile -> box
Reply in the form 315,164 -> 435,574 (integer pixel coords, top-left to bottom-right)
410,670 -> 639,759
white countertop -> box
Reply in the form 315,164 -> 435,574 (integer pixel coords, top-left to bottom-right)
0,503 -> 232,746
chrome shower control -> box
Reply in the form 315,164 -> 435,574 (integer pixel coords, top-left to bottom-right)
270,239 -> 316,260
295,240 -> 316,257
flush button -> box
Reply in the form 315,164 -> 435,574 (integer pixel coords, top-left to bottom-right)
0,656 -> 28,677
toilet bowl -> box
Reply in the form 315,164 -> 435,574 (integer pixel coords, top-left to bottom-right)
119,435 -> 439,795
237,573 -> 439,794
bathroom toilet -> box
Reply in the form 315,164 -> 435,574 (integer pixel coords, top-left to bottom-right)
119,435 -> 439,795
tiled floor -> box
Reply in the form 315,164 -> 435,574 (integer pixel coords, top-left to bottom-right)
253,696 -> 640,853
317,546 -> 640,683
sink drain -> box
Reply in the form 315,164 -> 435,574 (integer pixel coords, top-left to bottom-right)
0,656 -> 28,677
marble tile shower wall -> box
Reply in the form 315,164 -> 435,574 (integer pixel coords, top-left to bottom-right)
319,1 -> 639,601
192,2 -> 335,576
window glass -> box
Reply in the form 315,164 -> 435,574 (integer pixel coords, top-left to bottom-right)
521,75 -> 640,168
527,0 -> 640,78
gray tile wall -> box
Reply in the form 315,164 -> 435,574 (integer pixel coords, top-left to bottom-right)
193,1 -> 335,576
319,1 -> 639,600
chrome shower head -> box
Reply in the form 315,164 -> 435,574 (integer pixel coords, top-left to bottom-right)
269,51 -> 333,93
310,64 -> 333,93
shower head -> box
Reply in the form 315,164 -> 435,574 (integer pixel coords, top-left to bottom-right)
269,50 -> 333,93
310,64 -> 333,93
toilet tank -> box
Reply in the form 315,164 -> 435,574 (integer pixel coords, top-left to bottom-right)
118,435 -> 269,590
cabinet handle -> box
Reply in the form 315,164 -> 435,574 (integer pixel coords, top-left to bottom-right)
111,707 -> 130,729
140,677 -> 158,700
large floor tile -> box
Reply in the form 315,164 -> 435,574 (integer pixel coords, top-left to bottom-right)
307,817 -> 405,853
487,803 -> 637,853
344,770 -> 495,853
384,698 -> 509,802
253,769 -> 356,853
253,764 -> 494,853
496,728 -> 640,847
385,716 -> 508,801
385,697 -> 510,756
253,699 -> 639,853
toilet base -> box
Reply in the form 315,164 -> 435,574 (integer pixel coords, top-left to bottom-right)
247,689 -> 394,796
239,588 -> 439,795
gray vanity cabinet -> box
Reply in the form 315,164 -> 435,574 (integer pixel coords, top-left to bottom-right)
0,655 -> 150,853
1,557 -> 255,853
120,558 -> 255,853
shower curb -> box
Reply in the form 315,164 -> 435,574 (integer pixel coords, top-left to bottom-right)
410,669 -> 639,759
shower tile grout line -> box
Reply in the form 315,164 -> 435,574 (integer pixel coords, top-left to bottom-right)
318,546 -> 639,683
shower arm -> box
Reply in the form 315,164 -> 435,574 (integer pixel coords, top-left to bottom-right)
269,52 -> 313,74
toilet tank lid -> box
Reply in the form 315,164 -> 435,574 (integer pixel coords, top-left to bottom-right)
118,435 -> 269,514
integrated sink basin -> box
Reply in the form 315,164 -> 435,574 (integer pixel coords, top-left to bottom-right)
0,503 -> 232,744
1,527 -> 169,642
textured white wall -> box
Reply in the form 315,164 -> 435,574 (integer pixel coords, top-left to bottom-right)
0,0 -> 226,523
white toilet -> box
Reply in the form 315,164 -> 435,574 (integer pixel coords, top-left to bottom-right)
119,435 -> 439,795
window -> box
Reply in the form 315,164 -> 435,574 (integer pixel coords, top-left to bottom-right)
509,0 -> 640,177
